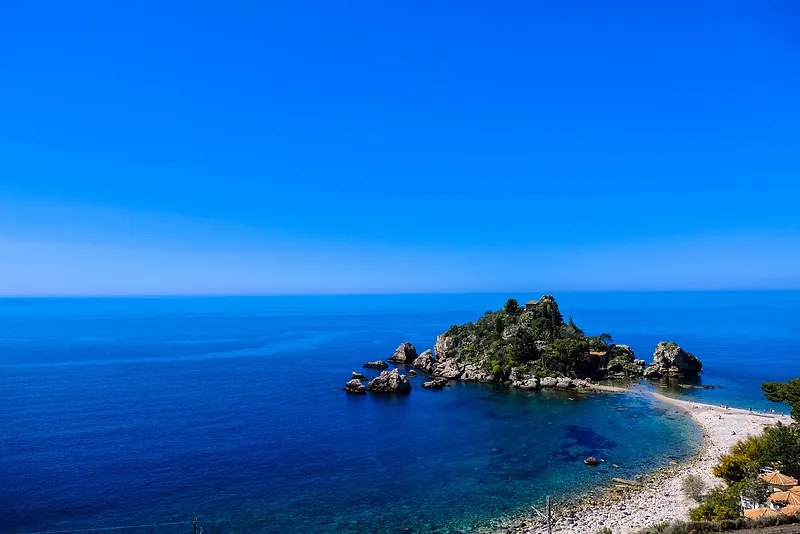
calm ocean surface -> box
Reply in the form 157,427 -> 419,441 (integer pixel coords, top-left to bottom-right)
1,292 -> 798,533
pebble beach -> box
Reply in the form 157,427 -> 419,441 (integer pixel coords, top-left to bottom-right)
489,391 -> 793,534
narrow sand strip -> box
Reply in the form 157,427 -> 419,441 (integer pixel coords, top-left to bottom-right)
491,392 -> 792,534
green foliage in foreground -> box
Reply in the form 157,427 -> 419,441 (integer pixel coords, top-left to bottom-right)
762,377 -> 800,422
682,416 -> 800,526
711,422 -> 800,483
443,295 -> 636,379
634,512 -> 800,533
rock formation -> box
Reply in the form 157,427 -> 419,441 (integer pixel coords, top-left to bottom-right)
366,368 -> 412,393
460,364 -> 493,382
421,378 -> 448,389
351,371 -> 367,380
387,342 -> 418,364
412,349 -> 437,373
363,361 -> 389,370
434,358 -> 464,379
344,378 -> 366,394
644,342 -> 703,378
408,370 -> 417,378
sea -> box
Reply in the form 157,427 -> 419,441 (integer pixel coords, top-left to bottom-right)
1,291 -> 798,534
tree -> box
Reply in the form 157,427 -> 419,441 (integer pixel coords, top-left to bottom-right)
762,378 -> 800,421
756,422 -> 800,474
504,298 -> 520,315
599,333 -> 614,346
711,433 -> 765,484
567,315 -> 584,336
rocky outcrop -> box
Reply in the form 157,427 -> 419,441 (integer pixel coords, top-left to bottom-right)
556,377 -> 574,390
363,361 -> 389,370
460,364 -> 494,382
517,377 -> 541,390
434,359 -> 464,379
387,342 -> 418,364
433,334 -> 458,361
421,378 -> 448,389
644,342 -> 703,378
351,372 -> 367,380
408,370 -> 417,378
366,369 -> 412,393
344,378 -> 366,394
412,349 -> 437,373
509,369 -> 541,390
541,377 -> 558,388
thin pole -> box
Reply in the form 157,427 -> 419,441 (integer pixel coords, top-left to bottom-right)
546,496 -> 551,534
193,518 -> 197,534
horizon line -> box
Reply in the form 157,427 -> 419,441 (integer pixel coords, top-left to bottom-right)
2,288 -> 799,299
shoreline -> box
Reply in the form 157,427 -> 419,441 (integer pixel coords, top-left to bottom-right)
485,390 -> 792,534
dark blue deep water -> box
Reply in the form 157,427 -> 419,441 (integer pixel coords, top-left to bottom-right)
1,292 -> 798,533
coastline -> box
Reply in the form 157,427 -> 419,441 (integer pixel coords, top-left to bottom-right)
485,390 -> 792,534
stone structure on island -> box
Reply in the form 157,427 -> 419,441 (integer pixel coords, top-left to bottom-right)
643,342 -> 703,378
366,369 -> 412,393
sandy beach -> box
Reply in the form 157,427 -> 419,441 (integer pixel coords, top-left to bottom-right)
490,391 -> 793,534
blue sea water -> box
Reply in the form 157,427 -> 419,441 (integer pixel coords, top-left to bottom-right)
1,292 -> 798,534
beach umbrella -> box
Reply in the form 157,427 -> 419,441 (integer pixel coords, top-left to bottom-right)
770,490 -> 800,506
781,504 -> 800,517
744,507 -> 779,519
758,471 -> 799,487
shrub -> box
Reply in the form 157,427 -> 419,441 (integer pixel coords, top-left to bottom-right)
681,474 -> 707,502
687,502 -> 738,522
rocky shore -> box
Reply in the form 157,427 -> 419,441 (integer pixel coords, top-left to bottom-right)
485,393 -> 793,534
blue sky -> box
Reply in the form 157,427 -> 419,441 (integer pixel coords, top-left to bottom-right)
1,1 -> 798,295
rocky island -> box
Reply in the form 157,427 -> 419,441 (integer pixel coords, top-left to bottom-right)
345,295 -> 704,394
412,295 -> 702,390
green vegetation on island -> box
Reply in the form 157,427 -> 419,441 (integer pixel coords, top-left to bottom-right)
441,295 -> 644,380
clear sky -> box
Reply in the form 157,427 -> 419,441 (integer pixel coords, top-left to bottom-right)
1,1 -> 799,295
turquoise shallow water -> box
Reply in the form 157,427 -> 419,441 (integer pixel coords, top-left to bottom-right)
0,291 -> 797,533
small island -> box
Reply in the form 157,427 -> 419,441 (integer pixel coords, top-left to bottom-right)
421,295 -> 702,390
346,295 -> 703,394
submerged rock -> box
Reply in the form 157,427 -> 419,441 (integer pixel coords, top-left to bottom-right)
421,378 -> 448,389
408,370 -> 417,378
644,342 -> 703,378
344,379 -> 366,394
366,369 -> 412,393
412,349 -> 437,373
584,457 -> 598,466
363,361 -> 389,370
387,342 -> 418,364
